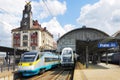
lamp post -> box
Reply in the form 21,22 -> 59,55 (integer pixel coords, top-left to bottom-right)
13,48 -> 17,71
115,37 -> 120,67
86,38 -> 89,68
86,46 -> 89,68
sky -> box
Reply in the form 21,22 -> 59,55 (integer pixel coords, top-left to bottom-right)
0,0 -> 120,47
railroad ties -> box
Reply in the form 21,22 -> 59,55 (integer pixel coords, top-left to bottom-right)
16,68 -> 74,80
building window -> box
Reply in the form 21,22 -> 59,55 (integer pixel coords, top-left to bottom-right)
32,46 -> 36,50
23,35 -> 28,40
23,42 -> 28,47
13,33 -> 20,47
30,32 -> 38,46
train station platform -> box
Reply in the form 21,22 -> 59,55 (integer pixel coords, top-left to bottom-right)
73,62 -> 120,80
0,67 -> 18,80
0,70 -> 14,80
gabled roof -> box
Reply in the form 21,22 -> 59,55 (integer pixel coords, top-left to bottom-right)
11,20 -> 53,37
112,30 -> 120,37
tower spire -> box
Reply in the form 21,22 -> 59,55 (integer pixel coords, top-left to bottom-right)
20,1 -> 33,29
25,1 -> 31,5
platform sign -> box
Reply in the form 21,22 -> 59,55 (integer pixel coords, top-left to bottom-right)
98,42 -> 118,48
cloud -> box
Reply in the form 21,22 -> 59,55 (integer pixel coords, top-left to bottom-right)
32,0 -> 67,19
0,0 -> 25,47
77,0 -> 120,35
0,21 -> 12,47
41,17 -> 65,40
41,17 -> 76,40
64,24 -> 75,32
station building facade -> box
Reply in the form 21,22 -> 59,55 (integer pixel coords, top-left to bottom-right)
11,2 -> 56,51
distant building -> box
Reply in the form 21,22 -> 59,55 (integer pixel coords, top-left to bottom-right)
11,2 -> 56,51
112,30 -> 120,38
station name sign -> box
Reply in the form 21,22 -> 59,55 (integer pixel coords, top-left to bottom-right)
98,42 -> 118,48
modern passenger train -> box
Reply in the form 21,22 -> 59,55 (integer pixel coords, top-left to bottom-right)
18,51 -> 60,76
60,47 -> 75,68
101,53 -> 120,64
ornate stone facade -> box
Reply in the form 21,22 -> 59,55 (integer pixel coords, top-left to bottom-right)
11,2 -> 56,51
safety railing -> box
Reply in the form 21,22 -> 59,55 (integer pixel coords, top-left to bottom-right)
0,64 -> 18,73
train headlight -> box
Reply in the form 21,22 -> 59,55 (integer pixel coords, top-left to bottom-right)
29,63 -> 33,66
19,63 -> 22,66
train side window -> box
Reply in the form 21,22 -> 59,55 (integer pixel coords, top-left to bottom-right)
45,58 -> 49,62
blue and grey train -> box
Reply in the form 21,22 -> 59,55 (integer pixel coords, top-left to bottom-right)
101,53 -> 120,64
18,51 -> 60,76
60,47 -> 75,68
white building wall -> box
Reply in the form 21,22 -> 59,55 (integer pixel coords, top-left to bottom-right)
38,31 -> 42,47
28,31 -> 30,49
20,31 -> 23,47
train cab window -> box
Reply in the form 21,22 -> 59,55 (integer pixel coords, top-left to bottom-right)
21,53 -> 36,62
36,55 -> 39,61
63,50 -> 72,55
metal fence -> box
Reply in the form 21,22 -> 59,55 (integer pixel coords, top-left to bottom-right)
0,64 -> 17,73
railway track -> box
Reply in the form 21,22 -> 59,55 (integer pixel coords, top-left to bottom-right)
50,70 -> 72,80
16,68 -> 73,80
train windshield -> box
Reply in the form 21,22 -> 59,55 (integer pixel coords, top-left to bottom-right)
20,52 -> 37,62
62,50 -> 72,55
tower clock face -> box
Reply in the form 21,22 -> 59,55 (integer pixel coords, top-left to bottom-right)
24,13 -> 28,18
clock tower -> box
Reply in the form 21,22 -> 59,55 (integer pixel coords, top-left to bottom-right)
20,1 -> 33,29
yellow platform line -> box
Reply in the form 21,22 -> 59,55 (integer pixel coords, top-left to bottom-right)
74,62 -> 87,80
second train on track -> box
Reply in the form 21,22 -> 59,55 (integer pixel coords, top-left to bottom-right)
60,47 -> 75,68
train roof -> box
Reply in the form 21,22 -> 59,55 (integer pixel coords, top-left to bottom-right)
102,53 -> 115,56
23,51 -> 59,56
62,47 -> 73,51
41,51 -> 58,55
24,51 -> 38,54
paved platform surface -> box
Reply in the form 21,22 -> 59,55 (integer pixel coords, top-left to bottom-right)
74,62 -> 120,80
0,70 -> 13,78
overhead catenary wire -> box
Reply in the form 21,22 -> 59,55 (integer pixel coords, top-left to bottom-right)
42,0 -> 54,17
0,8 -> 16,17
42,0 -> 61,39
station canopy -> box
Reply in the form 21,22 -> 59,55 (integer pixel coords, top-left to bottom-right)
57,27 -> 120,55
0,46 -> 27,55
